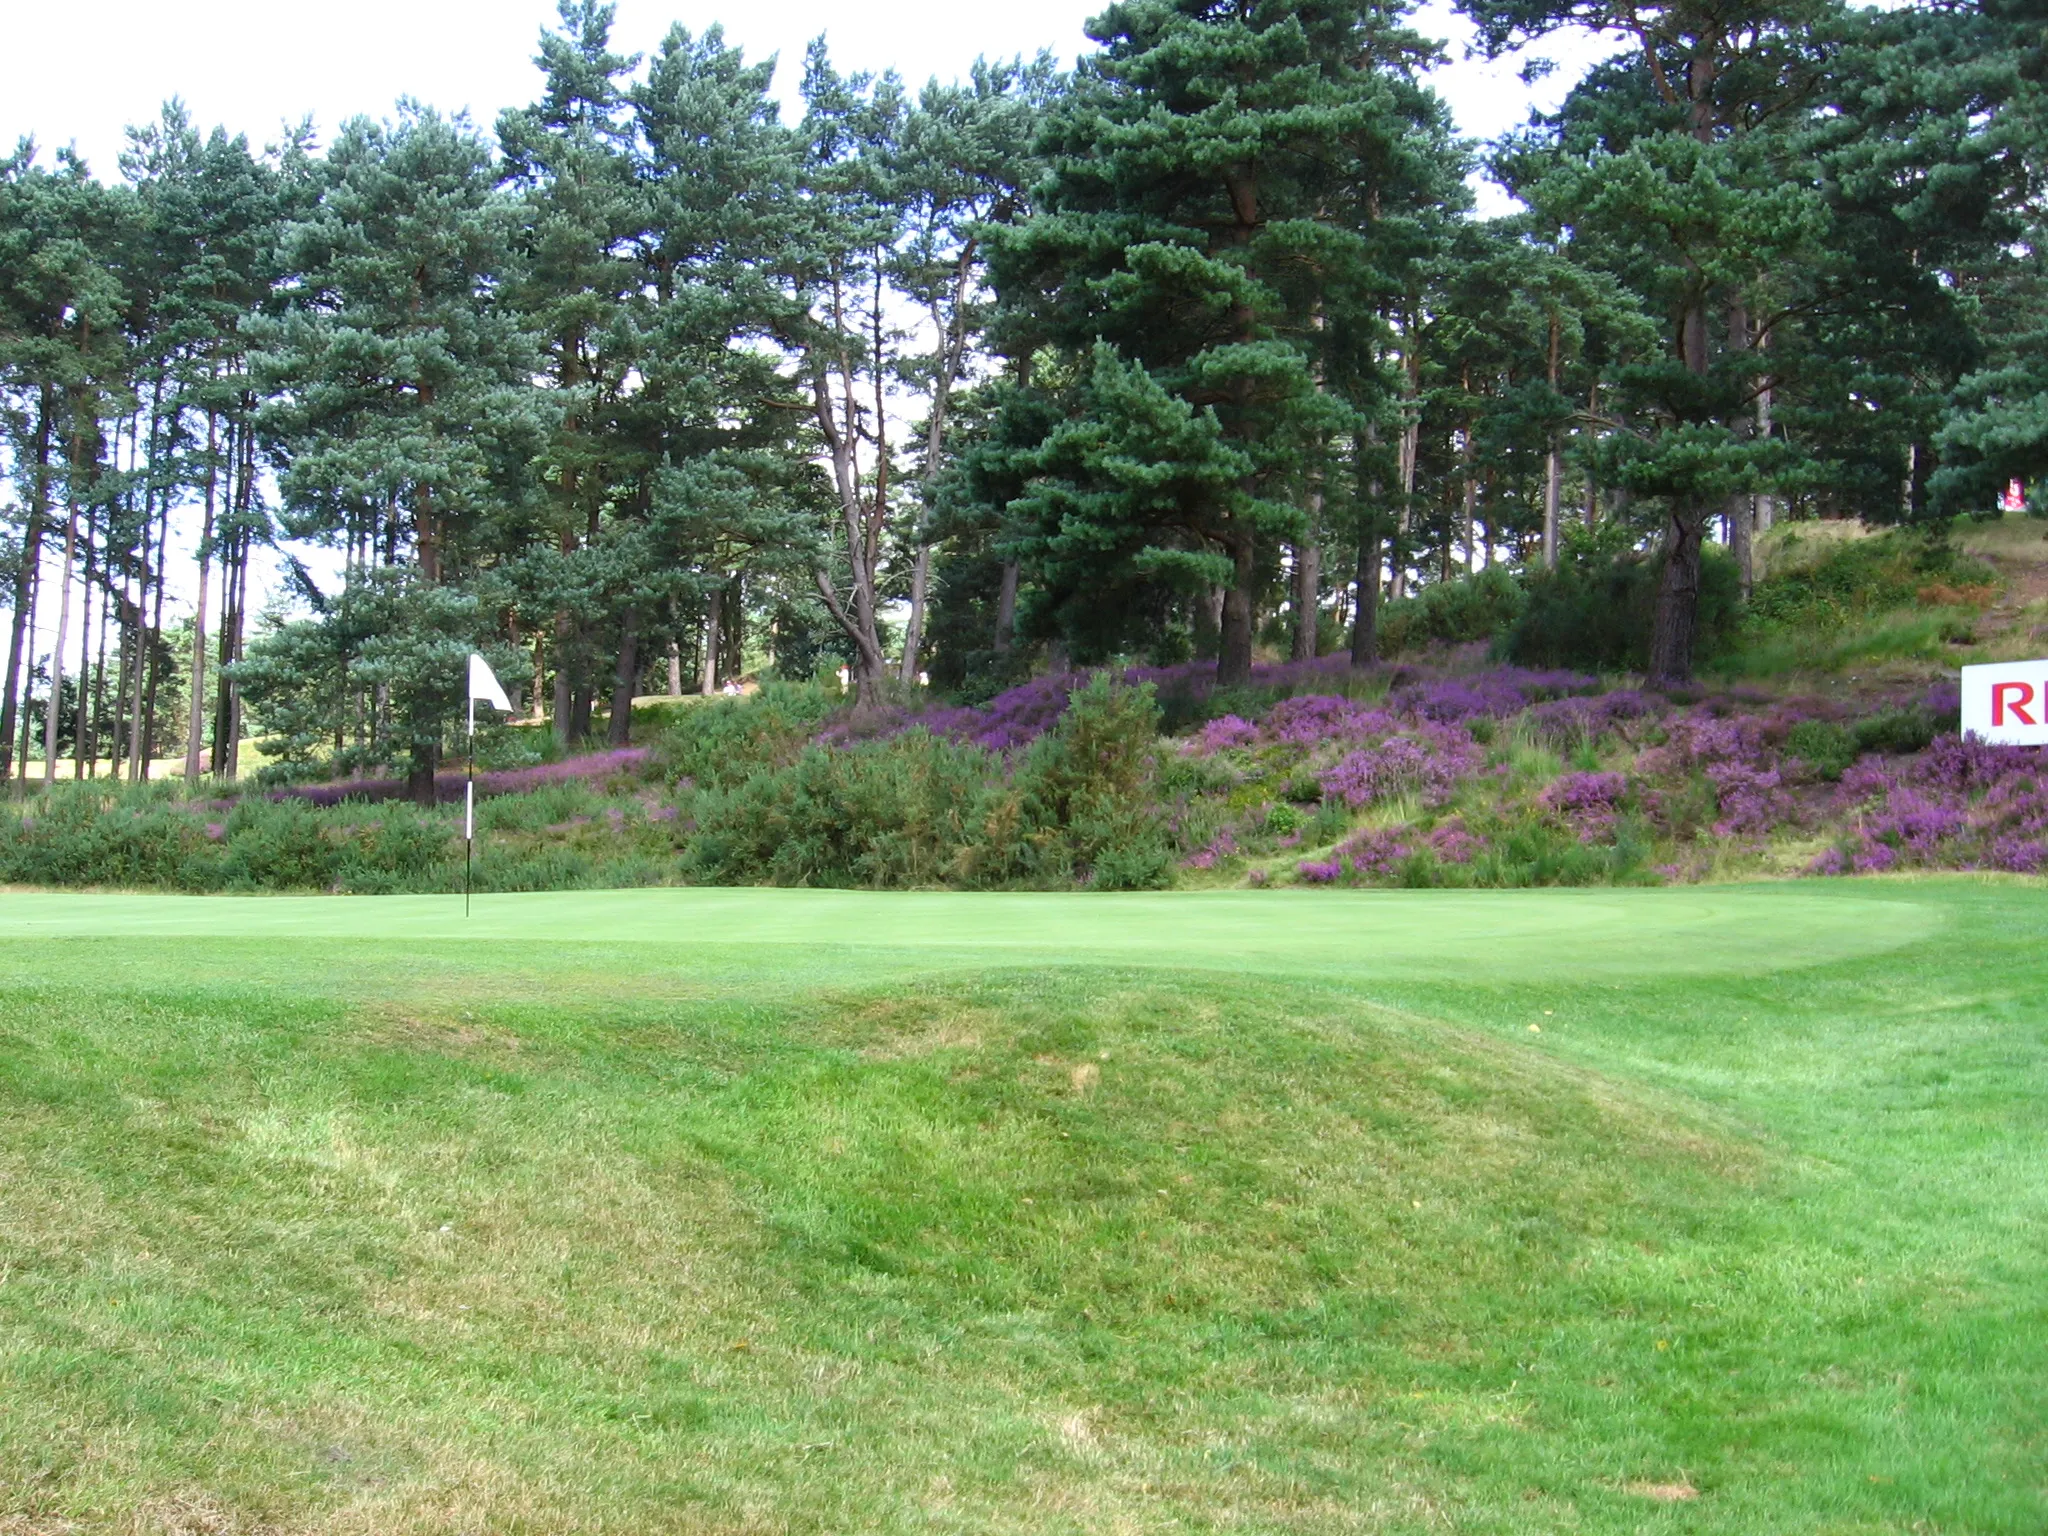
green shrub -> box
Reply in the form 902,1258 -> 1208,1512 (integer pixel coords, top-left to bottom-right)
1747,526 -> 1994,631
1378,566 -> 1526,656
1785,720 -> 1857,782
1506,547 -> 1740,672
688,728 -> 987,888
965,677 -> 1172,890
653,682 -> 838,791
476,781 -> 608,833
0,786 -> 221,890
1466,818 -> 1656,887
1853,706 -> 1939,757
339,806 -> 458,892
221,800 -> 346,890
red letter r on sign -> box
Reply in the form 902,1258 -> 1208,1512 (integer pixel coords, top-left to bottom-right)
1993,681 -> 2037,727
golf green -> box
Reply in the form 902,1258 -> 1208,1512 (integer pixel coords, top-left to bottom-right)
0,879 -> 1944,980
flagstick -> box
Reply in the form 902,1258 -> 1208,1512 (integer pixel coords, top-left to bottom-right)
465,691 -> 475,919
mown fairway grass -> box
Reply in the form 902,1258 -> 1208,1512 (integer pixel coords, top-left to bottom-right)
0,882 -> 2041,1533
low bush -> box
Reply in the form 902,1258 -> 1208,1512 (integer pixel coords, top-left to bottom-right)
1505,547 -> 1741,672
653,682 -> 839,791
1785,720 -> 1857,782
4,663 -> 2029,898
1855,705 -> 1940,757
689,677 -> 1171,891
687,729 -> 988,888
1377,566 -> 1526,656
1747,525 -> 1995,631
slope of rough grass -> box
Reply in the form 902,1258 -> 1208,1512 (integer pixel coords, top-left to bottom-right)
0,881 -> 2043,1533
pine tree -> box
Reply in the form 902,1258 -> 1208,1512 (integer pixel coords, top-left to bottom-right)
0,145 -> 132,786
987,0 -> 1452,684
252,106 -> 551,798
1472,0 -> 1846,680
499,0 -> 649,746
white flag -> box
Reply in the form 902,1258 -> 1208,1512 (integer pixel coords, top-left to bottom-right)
468,653 -> 512,713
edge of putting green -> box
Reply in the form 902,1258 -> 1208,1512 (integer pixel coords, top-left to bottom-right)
0,882 -> 1953,982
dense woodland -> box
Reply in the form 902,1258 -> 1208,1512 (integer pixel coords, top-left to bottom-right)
0,0 -> 2041,799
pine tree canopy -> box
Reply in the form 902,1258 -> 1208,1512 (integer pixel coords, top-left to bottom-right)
1,0 -> 2042,789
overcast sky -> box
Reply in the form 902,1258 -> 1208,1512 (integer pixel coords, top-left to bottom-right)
3,0 -> 1609,187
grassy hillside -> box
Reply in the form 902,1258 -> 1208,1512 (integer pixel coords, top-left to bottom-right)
1,881 -> 2042,1532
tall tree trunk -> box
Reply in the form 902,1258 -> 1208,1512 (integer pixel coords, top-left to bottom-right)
224,528 -> 251,779
14,574 -> 38,784
77,511 -> 101,780
1647,504 -> 1708,684
1543,449 -> 1562,569
1725,299 -> 1757,595
1392,344 -> 1420,601
184,408 -> 218,783
699,584 -> 722,694
1649,294 -> 1715,681
405,742 -> 438,807
1290,537 -> 1320,661
899,545 -> 931,685
1543,313 -> 1562,568
806,259 -> 893,711
1458,389 -> 1477,575
721,577 -> 744,682
1753,336 -> 1776,541
552,615 -> 574,748
1350,521 -> 1382,668
1201,586 -> 1226,654
1218,537 -> 1255,687
213,420 -> 256,779
211,533 -> 237,776
0,386 -> 54,788
1350,433 -> 1383,668
899,246 -> 975,687
993,560 -> 1019,655
111,599 -> 133,782
42,499 -> 80,788
608,605 -> 639,747
1290,434 -> 1322,670
12,565 -> 36,786
1585,381 -> 1601,530
139,496 -> 170,780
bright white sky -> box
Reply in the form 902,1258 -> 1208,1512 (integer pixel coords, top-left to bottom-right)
0,0 -> 1611,721
2,0 -> 1607,186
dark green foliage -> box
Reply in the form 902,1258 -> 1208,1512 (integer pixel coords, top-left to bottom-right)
980,0 -> 1458,684
997,675 -> 1170,891
1460,818 -> 1656,887
1746,528 -> 1993,630
0,780 -> 685,894
1506,547 -> 1739,671
686,730 -> 988,888
1853,706 -> 1939,758
651,683 -> 839,791
688,678 -> 1170,890
1779,703 -> 1941,782
1785,719 -> 1857,781
0,787 -> 215,890
1378,566 -> 1526,654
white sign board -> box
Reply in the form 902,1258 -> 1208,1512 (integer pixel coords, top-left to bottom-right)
1961,660 -> 2048,746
